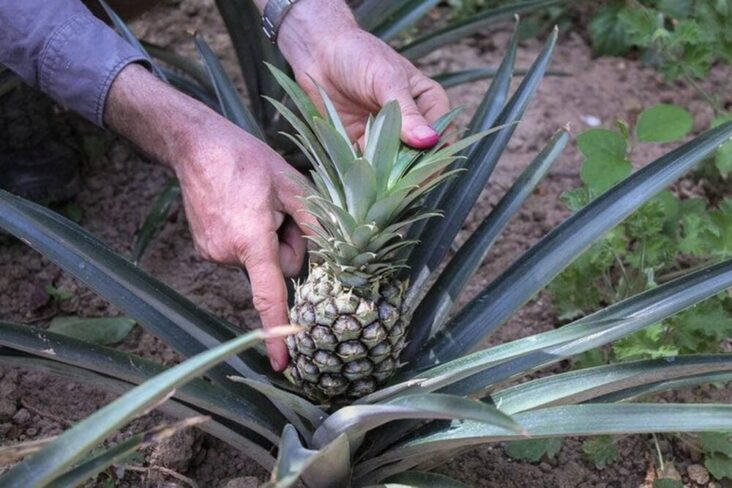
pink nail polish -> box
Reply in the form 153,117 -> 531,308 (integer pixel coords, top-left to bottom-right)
410,126 -> 440,148
413,125 -> 439,141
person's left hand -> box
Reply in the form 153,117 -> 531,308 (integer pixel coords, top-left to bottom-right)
278,2 -> 450,149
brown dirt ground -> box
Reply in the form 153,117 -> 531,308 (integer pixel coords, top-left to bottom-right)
2,1 -> 732,486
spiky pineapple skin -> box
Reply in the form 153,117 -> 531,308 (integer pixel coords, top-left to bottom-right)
284,264 -> 409,402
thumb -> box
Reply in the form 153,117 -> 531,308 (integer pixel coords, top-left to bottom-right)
240,231 -> 291,372
380,86 -> 439,149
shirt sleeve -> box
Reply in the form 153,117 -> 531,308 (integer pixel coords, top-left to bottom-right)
0,0 -> 151,127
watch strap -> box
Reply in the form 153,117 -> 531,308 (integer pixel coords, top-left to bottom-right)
262,0 -> 299,43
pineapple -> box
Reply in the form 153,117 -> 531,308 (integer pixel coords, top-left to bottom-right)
266,66 -> 490,402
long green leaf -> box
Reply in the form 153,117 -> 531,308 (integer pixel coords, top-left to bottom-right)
404,24 -> 519,250
406,29 -> 557,299
0,326 -> 296,487
131,177 -> 180,264
590,371 -> 732,403
228,376 -> 327,429
444,262 -> 732,397
160,67 -> 221,111
377,471 -> 470,488
354,0 -> 409,31
365,101 -> 402,190
0,321 -> 284,441
214,0 -> 285,124
0,354 -> 276,470
493,355 -> 732,414
370,0 -> 441,42
0,190 -> 266,384
399,0 -> 566,60
312,394 -> 521,451
356,404 -> 732,482
0,191 -> 319,433
434,66 -> 569,89
357,261 -> 732,453
403,129 -> 568,360
141,41 -> 214,92
414,122 -> 732,370
195,34 -> 265,140
265,425 -> 351,488
466,23 -> 521,135
46,417 -> 208,488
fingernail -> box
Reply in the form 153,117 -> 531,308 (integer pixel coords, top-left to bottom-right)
270,358 -> 280,371
412,125 -> 439,143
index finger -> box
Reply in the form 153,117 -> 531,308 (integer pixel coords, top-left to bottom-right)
240,231 -> 291,371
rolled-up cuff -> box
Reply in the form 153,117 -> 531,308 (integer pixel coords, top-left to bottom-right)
38,13 -> 150,127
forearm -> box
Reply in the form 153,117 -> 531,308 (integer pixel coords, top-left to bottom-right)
0,1 -> 149,126
104,63 -> 206,174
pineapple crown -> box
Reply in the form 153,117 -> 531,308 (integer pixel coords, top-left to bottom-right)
266,65 -> 494,288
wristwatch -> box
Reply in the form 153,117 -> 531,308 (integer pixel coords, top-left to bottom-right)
262,0 -> 301,43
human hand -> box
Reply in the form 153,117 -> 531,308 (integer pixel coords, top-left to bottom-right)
105,64 -> 315,371
175,123 -> 315,371
277,1 -> 450,148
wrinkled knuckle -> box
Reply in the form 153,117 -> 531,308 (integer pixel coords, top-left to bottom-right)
196,238 -> 231,264
252,291 -> 278,315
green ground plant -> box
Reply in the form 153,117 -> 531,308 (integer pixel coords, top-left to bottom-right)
548,103 -> 732,480
590,0 -> 732,84
447,0 -> 570,38
589,0 -> 732,177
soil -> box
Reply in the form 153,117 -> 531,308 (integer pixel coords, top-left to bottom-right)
2,1 -> 732,487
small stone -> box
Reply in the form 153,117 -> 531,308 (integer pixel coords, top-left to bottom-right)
687,464 -> 709,485
28,284 -> 50,310
12,408 -> 31,425
25,427 -> 37,436
0,397 -> 17,419
223,477 -> 259,488
149,427 -> 202,472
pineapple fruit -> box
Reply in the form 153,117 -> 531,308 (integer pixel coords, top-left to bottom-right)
267,66 -> 489,402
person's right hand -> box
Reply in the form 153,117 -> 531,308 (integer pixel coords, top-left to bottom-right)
105,63 -> 316,371
175,120 -> 316,371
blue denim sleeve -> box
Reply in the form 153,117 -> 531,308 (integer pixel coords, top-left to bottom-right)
0,0 -> 150,127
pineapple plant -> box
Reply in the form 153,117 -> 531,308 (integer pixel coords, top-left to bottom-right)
266,67 -> 492,402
